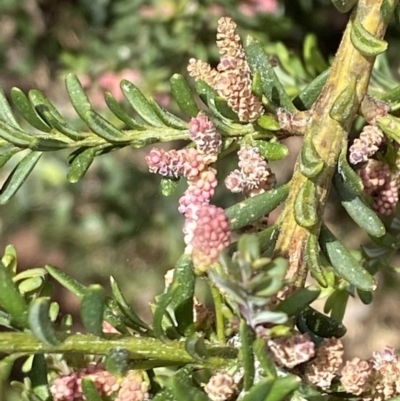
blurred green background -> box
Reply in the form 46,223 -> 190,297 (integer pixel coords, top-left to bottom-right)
1,0 -> 400,364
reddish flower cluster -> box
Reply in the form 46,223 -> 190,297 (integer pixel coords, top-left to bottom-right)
358,160 -> 399,215
349,125 -> 384,165
146,114 -> 230,269
204,371 -> 237,401
225,145 -> 276,197
50,364 -> 149,401
188,17 -> 263,122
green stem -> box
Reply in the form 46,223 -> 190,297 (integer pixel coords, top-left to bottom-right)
210,283 -> 226,345
0,332 -> 236,370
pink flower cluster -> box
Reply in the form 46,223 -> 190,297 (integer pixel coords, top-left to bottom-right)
225,145 -> 276,197
358,160 -> 399,215
146,115 -> 230,269
349,125 -> 384,165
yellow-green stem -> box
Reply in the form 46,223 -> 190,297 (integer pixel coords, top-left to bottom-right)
274,0 -> 397,294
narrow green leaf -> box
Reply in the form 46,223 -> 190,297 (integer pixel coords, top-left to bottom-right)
253,140 -> 289,161
81,284 -> 106,337
333,170 -> 386,238
185,334 -> 209,361
45,265 -> 86,297
380,0 -> 397,24
195,81 -> 231,121
241,378 -> 274,401
377,114 -> 400,144
240,320 -> 255,391
170,373 -> 209,401
30,355 -> 50,401
294,179 -> 318,228
0,260 -> 28,329
0,151 -> 42,204
299,137 -> 324,178
29,297 -> 61,345
18,277 -> 43,295
305,234 -> 328,288
30,137 -> 68,151
253,338 -> 277,379
0,148 -> 20,169
149,98 -> 188,129
10,88 -> 51,132
350,17 -> 388,56
329,76 -> 357,122
264,374 -> 301,401
275,286 -> 321,317
0,310 -> 13,329
244,36 -> 297,112
357,288 -> 373,304
170,74 -> 200,117
67,147 -> 97,183
0,88 -> 20,128
331,0 -> 357,13
293,68 -> 330,110
214,96 -> 239,121
324,290 -> 349,322
110,276 -> 150,332
303,34 -> 328,76
104,92 -> 146,130
105,347 -> 130,377
251,70 -> 263,99
297,306 -> 347,338
81,377 -> 103,401
226,184 -> 289,231
121,80 -> 164,127
65,73 -> 92,121
0,120 -> 35,147
35,104 -> 87,141
319,225 -> 377,291
337,148 -> 364,195
85,110 -> 129,142
257,115 -> 281,131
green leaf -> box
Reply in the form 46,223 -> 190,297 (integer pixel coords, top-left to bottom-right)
244,36 -> 297,112
319,225 -> 377,291
357,288 -> 373,304
241,378 -> 274,401
294,179 -> 318,228
329,76 -> 357,122
377,114 -> 400,144
67,147 -> 97,183
257,115 -> 281,131
81,377 -> 103,401
264,374 -> 301,401
110,276 -> 150,332
303,34 -> 328,76
0,120 -> 35,147
18,277 -> 44,295
336,147 -> 364,195
105,347 -> 130,377
121,80 -> 164,127
0,151 -> 42,204
297,306 -> 347,339
0,148 -> 20,169
153,366 -> 195,401
45,265 -> 86,297
0,260 -> 28,329
333,170 -> 386,238
331,0 -> 357,13
240,320 -> 255,391
0,87 -> 20,128
253,140 -> 289,161
169,373 -> 209,401
275,286 -> 321,317
160,177 -> 179,196
104,92 -> 146,130
81,284 -> 106,337
170,74 -> 200,118
10,88 -> 51,132
185,334 -> 209,361
293,68 -> 330,110
65,74 -> 92,121
149,97 -> 188,129
324,290 -> 349,322
85,110 -> 129,142
380,0 -> 397,24
350,17 -> 388,57
29,355 -> 50,401
29,297 -> 61,345
299,137 -> 324,178
305,234 -> 328,287
253,338 -> 277,379
226,184 -> 289,231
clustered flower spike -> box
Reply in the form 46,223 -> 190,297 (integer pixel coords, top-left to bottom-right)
188,17 -> 263,122
146,114 -> 230,269
349,125 -> 384,165
358,159 -> 399,215
204,371 -> 237,401
50,364 -> 149,401
225,145 -> 276,197
267,333 -> 315,369
340,346 -> 400,400
303,337 -> 344,390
